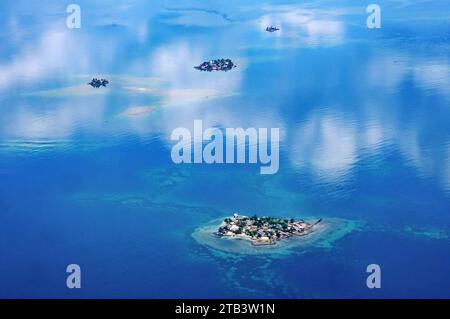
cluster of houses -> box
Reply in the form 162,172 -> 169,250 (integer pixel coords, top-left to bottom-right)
194,59 -> 236,72
216,213 -> 320,246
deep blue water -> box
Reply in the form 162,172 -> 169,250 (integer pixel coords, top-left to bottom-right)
0,0 -> 449,298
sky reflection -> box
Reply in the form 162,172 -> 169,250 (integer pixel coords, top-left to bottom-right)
0,0 -> 449,194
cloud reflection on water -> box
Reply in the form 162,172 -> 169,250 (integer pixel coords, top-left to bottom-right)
0,1 -> 449,194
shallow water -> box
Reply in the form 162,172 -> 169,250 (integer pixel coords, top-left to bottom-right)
0,0 -> 449,298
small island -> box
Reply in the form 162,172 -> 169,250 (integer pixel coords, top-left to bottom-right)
194,59 -> 236,72
88,78 -> 109,88
265,26 -> 280,33
193,215 -> 359,255
216,213 -> 322,246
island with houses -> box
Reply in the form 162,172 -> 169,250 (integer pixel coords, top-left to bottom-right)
216,213 -> 322,246
194,59 -> 236,72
